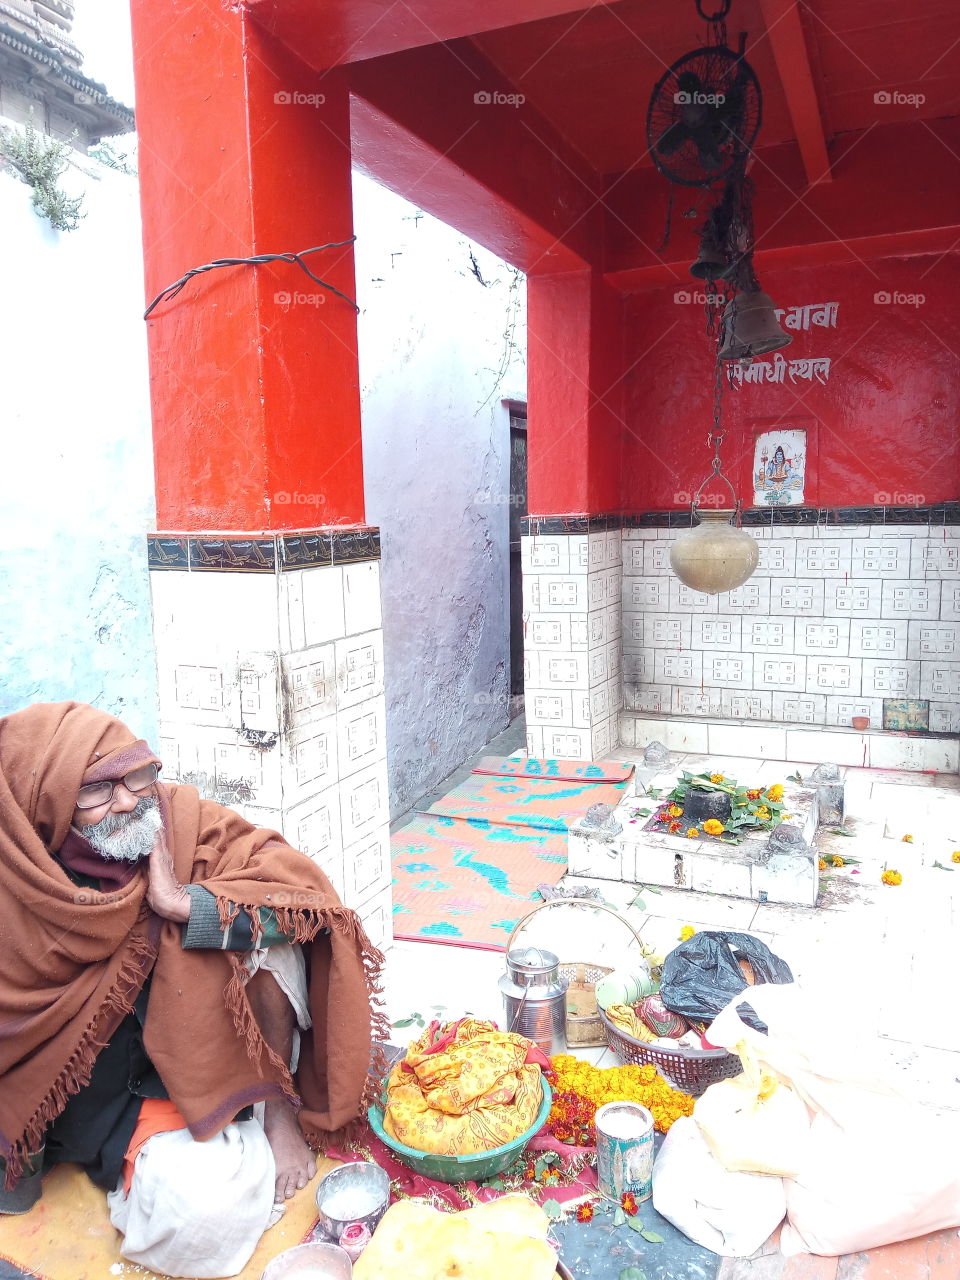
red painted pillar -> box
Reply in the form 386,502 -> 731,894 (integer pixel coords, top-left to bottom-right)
130,0 -> 364,531
526,270 -> 625,516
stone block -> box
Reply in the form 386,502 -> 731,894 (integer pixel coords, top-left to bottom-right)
568,822 -> 623,880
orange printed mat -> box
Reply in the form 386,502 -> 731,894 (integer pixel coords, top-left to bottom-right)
391,814 -> 568,950
0,1159 -> 338,1280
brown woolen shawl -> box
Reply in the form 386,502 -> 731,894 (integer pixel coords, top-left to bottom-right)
0,702 -> 388,1186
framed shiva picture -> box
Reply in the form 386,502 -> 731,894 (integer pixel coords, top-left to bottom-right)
751,425 -> 808,507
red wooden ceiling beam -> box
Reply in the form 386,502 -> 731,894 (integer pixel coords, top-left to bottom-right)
602,118 -> 960,287
758,0 -> 832,185
349,40 -> 603,274
245,0 -> 622,70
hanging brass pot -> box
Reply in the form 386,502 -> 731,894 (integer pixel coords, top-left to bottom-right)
669,509 -> 759,595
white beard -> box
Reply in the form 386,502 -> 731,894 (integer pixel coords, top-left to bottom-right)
82,797 -> 163,863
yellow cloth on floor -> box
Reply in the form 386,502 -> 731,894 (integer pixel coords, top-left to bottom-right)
0,1159 -> 338,1280
384,1018 -> 543,1156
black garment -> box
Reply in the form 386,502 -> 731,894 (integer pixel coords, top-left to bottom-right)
43,984 -> 166,1190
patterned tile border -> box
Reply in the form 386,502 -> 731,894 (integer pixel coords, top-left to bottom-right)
522,504 -> 960,534
148,527 -> 381,572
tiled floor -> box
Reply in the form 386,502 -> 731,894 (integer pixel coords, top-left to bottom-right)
382,733 -> 960,1274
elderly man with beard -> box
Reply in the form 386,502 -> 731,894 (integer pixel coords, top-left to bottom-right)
0,702 -> 386,1278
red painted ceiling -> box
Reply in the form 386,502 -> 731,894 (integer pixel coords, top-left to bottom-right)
250,0 -> 960,178
472,0 -> 960,175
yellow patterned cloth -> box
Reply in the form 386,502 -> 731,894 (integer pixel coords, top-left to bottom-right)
606,1003 -> 658,1043
384,1018 -> 544,1155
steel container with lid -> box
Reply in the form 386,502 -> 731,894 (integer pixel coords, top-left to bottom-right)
499,945 -> 568,1055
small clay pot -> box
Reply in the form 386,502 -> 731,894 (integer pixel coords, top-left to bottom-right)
682,787 -> 732,826
851,715 -> 870,731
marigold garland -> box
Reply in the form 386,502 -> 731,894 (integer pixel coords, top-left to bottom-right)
545,1055 -> 694,1144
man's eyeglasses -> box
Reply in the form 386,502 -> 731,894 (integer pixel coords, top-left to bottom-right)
76,763 -> 160,810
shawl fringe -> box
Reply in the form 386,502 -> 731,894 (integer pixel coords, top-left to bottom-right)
3,931 -> 157,1189
214,896 -> 391,1130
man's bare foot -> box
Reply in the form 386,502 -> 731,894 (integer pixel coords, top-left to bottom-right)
263,1098 -> 317,1201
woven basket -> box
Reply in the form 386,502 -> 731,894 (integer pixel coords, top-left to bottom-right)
507,901 -> 648,1051
599,1007 -> 742,1098
558,961 -> 614,1047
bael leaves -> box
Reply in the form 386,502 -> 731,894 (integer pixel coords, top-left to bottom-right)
541,1199 -> 564,1220
618,1269 -> 647,1280
639,1229 -> 665,1243
613,1207 -> 627,1226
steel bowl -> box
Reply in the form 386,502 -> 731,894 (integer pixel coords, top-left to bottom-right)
261,1241 -> 353,1280
556,1262 -> 574,1280
314,1160 -> 391,1242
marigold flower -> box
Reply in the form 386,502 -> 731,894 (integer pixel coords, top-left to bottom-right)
882,869 -> 903,886
668,820 -> 682,833
702,818 -> 725,836
686,827 -> 699,838
680,925 -> 695,941
709,773 -> 725,784
818,857 -> 827,871
746,789 -> 761,800
667,804 -> 684,818
902,834 -> 913,843
621,1192 -> 639,1216
575,1203 -> 595,1223
755,805 -> 771,821
766,784 -> 785,801
831,856 -> 845,868
953,852 -> 960,864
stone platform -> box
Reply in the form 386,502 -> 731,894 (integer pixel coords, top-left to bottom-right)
568,751 -> 822,906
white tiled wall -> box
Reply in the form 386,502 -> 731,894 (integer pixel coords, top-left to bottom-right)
622,524 -> 960,733
151,560 -> 392,945
522,530 -> 622,758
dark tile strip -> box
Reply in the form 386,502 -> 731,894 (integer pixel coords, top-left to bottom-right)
146,527 -> 381,571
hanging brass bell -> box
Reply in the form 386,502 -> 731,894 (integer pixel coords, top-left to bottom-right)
670,509 -> 759,595
689,231 -> 731,281
718,290 -> 793,361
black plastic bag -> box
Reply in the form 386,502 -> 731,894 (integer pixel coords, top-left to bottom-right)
659,931 -> 793,1033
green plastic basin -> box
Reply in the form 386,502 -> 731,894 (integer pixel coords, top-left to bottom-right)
368,1078 -> 553,1184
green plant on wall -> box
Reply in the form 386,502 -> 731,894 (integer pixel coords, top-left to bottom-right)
0,116 -> 85,231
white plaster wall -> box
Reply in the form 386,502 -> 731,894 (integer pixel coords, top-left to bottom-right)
0,147 -> 157,738
353,172 -> 527,818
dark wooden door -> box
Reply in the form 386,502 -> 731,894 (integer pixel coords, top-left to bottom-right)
509,410 -> 528,699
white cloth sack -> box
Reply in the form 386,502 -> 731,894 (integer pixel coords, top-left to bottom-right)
693,1038 -> 810,1177
652,1116 -> 786,1258
108,1117 -> 276,1278
705,982 -> 960,1256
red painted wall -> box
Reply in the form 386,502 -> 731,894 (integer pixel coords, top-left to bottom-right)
621,256 -> 960,511
527,271 -> 624,516
131,0 -> 365,532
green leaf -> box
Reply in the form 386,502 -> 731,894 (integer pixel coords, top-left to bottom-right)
391,1016 -> 416,1027
613,1206 -> 627,1226
626,1214 -> 648,1233
541,1198 -> 564,1220
484,1177 -> 505,1190
633,808 -> 652,818
629,894 -> 646,911
933,860 -> 956,871
618,1269 -> 647,1280
646,788 -> 662,800
787,772 -> 803,783
639,1229 -> 665,1243
830,827 -> 855,836
645,884 -> 663,894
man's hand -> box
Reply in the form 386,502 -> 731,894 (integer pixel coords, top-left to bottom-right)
146,827 -> 191,923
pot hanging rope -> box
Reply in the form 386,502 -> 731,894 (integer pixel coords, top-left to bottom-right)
670,359 -> 758,595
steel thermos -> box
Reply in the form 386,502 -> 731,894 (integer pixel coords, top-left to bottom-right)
499,945 -> 568,1055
